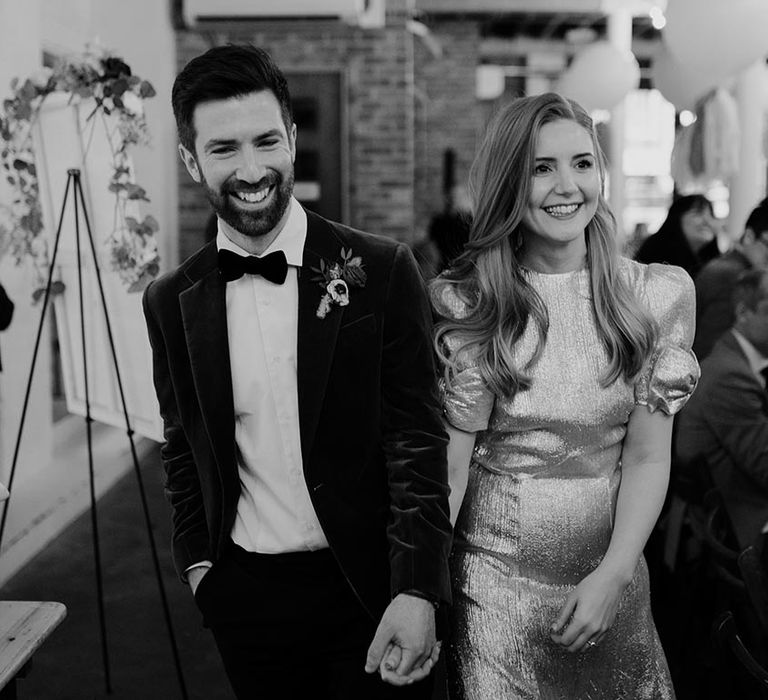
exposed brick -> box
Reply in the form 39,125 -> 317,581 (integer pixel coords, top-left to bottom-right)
174,13 -> 489,256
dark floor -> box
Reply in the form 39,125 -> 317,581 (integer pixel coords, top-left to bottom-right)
0,443 -> 233,700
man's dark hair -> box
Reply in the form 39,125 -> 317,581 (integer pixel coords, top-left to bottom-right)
745,198 -> 768,239
171,44 -> 293,153
733,268 -> 768,313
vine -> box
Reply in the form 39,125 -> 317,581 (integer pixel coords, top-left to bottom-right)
0,42 -> 160,295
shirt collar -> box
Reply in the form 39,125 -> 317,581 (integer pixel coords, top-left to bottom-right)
215,196 -> 306,267
731,329 -> 768,376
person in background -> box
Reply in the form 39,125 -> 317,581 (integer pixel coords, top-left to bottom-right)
143,44 -> 451,699
0,281 -> 14,372
431,92 -> 698,699
676,268 -> 768,549
635,193 -> 721,277
694,198 -> 768,359
428,184 -> 472,273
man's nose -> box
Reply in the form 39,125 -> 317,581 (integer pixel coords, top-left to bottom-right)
236,147 -> 266,182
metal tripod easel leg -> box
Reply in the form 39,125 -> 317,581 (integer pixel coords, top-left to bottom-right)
0,168 -> 188,699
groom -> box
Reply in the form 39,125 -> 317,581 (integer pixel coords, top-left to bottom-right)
142,44 -> 452,699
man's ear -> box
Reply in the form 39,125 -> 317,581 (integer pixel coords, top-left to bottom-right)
290,123 -> 297,163
179,144 -> 202,183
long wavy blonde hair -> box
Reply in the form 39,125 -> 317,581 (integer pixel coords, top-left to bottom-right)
432,92 -> 657,399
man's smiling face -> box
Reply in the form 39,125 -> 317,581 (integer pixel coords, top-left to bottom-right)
179,89 -> 296,252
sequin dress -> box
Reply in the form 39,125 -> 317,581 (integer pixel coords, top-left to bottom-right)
437,260 -> 699,700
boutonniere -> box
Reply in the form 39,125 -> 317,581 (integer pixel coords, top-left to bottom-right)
311,247 -> 367,319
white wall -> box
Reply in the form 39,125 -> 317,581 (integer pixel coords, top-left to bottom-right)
0,0 -> 176,584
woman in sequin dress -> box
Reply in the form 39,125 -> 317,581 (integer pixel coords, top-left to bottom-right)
431,93 -> 699,700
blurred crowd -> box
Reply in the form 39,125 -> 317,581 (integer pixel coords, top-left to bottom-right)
640,193 -> 768,699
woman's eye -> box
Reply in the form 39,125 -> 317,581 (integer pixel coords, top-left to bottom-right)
534,164 -> 551,175
576,159 -> 594,169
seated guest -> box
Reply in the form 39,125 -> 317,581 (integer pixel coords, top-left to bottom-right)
635,194 -> 721,277
676,269 -> 768,548
694,199 -> 768,359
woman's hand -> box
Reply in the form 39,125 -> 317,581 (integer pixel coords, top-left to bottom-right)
549,565 -> 630,653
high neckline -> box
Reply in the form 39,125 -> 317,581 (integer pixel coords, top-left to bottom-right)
521,264 -> 588,278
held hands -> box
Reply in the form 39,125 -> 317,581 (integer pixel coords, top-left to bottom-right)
550,566 -> 629,653
365,593 -> 440,686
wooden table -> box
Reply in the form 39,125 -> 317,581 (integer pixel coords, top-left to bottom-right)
0,601 -> 67,699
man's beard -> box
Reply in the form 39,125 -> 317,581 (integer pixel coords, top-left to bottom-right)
202,170 -> 294,238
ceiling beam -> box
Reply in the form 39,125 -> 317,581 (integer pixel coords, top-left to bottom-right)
416,0 -> 605,13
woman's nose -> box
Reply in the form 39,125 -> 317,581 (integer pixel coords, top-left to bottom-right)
554,168 -> 577,194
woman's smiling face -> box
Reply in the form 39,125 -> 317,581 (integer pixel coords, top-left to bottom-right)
521,118 -> 601,257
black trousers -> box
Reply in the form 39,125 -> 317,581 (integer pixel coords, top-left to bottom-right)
194,542 -> 435,700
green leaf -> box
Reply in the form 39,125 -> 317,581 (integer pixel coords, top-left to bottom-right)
15,100 -> 31,121
139,81 -> 156,98
125,183 -> 148,201
20,79 -> 36,100
112,78 -> 128,97
141,215 -> 159,232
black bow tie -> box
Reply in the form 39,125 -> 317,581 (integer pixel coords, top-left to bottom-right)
218,249 -> 289,285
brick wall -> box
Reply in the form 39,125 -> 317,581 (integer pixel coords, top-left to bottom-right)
413,19 -> 484,237
173,9 -> 489,263
175,2 -> 418,260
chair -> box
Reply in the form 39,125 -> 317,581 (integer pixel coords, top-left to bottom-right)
739,545 -> 768,640
659,453 -> 714,573
702,488 -> 746,599
713,611 -> 768,699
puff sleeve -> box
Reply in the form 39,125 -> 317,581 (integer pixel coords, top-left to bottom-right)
634,264 -> 701,415
432,285 -> 495,432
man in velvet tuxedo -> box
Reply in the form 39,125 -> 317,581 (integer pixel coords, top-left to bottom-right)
142,45 -> 452,699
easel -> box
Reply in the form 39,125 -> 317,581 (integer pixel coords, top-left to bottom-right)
0,169 -> 188,698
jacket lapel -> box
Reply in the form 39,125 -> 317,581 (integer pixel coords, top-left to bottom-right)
297,212 -> 345,463
722,331 -> 768,413
179,243 -> 237,482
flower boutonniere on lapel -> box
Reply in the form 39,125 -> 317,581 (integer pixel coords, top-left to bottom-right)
311,247 -> 367,319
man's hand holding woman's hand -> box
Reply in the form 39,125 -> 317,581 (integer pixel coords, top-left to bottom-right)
365,593 -> 442,685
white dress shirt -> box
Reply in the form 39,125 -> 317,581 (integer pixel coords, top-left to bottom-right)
218,198 -> 329,554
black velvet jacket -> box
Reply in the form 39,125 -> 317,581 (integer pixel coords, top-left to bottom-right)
142,210 -> 452,618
